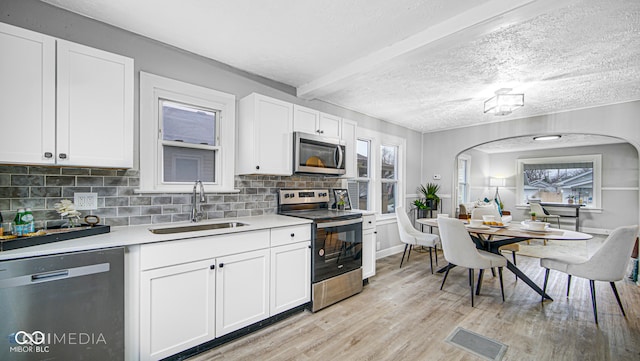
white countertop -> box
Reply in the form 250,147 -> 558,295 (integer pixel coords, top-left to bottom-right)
0,214 -> 312,261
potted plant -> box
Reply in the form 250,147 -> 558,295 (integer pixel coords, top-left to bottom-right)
414,183 -> 440,217
530,212 -> 536,221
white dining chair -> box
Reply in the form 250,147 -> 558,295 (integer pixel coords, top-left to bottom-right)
437,217 -> 507,307
529,202 -> 561,228
396,206 -> 440,273
540,225 -> 639,324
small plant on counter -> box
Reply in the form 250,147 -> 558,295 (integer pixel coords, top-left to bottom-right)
530,212 -> 536,221
54,199 -> 82,227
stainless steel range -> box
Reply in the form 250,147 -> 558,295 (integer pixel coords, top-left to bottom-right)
277,189 -> 363,312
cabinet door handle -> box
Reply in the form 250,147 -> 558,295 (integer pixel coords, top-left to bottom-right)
374,231 -> 377,234
58,153 -> 67,159
308,245 -> 311,249
255,165 -> 260,170
219,263 -> 224,268
368,221 -> 372,224
44,152 -> 53,159
290,233 -> 295,237
210,264 -> 215,270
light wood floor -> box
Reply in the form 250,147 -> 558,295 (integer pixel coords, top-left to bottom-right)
188,250 -> 640,361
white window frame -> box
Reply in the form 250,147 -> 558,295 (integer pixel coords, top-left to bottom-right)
380,144 -> 399,215
349,138 -> 371,211
516,154 -> 601,208
139,72 -> 236,193
349,128 -> 406,220
457,154 -> 471,205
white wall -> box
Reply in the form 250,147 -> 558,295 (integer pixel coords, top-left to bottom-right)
423,101 -> 640,232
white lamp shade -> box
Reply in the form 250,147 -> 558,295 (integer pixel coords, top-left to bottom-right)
489,177 -> 506,187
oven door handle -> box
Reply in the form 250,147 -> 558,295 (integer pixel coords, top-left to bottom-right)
316,218 -> 362,229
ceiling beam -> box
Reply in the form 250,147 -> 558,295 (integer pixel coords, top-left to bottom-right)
297,0 -> 579,100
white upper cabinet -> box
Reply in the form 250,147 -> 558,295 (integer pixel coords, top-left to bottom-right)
293,104 -> 341,138
0,22 -> 134,168
318,112 -> 341,138
341,118 -> 357,178
238,93 -> 294,175
0,22 -> 56,165
292,104 -> 320,134
56,40 -> 134,168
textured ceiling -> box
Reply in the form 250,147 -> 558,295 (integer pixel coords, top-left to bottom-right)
42,0 -> 640,134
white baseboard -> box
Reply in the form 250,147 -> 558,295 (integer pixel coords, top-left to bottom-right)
580,227 -> 610,235
376,244 -> 405,259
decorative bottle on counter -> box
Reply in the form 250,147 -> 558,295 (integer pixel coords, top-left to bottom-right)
14,208 -> 25,236
23,208 -> 35,233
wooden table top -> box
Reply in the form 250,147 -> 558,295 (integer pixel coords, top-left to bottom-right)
416,218 -> 592,241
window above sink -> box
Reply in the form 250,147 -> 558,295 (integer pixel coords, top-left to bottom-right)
138,72 -> 236,193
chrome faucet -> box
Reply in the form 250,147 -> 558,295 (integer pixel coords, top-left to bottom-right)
191,180 -> 206,222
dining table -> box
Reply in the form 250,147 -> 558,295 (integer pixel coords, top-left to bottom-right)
416,218 -> 593,301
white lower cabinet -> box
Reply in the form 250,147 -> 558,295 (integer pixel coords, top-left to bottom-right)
215,249 -> 270,337
362,214 -> 377,279
137,225 -> 311,361
140,259 -> 216,361
270,241 -> 311,315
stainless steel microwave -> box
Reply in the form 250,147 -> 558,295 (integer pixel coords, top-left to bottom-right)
294,132 -> 346,176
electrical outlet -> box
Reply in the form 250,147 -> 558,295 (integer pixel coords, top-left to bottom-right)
74,192 -> 98,210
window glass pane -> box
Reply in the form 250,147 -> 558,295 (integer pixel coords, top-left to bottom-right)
523,163 -> 593,205
381,182 -> 396,214
458,158 -> 468,204
381,145 -> 397,180
161,100 -> 216,146
348,180 -> 369,210
357,139 -> 369,178
163,145 -> 215,183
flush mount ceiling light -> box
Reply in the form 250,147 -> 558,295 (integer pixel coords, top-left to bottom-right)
483,88 -> 524,116
533,135 -> 562,141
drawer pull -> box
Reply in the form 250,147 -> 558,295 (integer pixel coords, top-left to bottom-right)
219,263 -> 224,268
290,233 -> 295,237
210,264 -> 215,270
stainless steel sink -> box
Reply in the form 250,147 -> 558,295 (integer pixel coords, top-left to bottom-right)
149,222 -> 248,234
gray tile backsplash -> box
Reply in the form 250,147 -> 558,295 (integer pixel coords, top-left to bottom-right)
0,166 -> 341,227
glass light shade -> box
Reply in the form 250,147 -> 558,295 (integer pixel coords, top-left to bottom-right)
484,93 -> 524,115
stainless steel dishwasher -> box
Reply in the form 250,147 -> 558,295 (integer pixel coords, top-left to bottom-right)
0,247 -> 124,360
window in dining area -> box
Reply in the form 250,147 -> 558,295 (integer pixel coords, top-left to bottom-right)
457,155 -> 470,205
516,154 -> 601,207
381,145 -> 398,214
347,139 -> 371,210
348,128 -> 405,216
